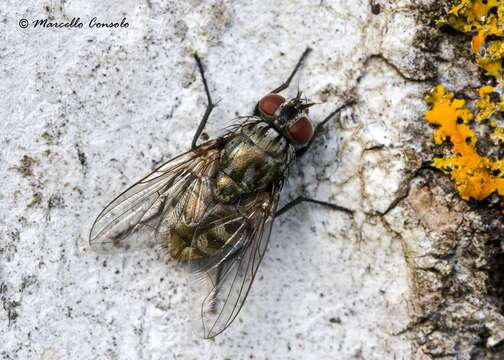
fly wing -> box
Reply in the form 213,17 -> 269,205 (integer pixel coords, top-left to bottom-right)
190,188 -> 281,338
89,139 -> 224,253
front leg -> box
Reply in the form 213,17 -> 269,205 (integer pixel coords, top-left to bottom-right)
270,47 -> 312,94
254,47 -> 312,116
192,53 -> 217,150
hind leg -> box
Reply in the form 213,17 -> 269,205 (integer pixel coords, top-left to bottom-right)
275,196 -> 354,218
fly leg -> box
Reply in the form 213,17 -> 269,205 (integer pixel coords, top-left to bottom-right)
295,100 -> 356,158
271,47 -> 312,94
192,53 -> 217,150
275,196 -> 354,218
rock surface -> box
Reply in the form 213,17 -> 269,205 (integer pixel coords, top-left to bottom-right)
1,0 -> 503,359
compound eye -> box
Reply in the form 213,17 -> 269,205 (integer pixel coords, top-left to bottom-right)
258,94 -> 286,116
288,117 -> 314,145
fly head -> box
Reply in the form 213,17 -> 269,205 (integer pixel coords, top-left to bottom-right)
257,91 -> 315,146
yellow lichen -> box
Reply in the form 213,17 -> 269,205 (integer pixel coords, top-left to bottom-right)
445,0 -> 504,82
475,85 -> 503,122
425,0 -> 504,208
495,126 -> 504,142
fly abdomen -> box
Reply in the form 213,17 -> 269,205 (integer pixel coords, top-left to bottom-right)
213,173 -> 243,203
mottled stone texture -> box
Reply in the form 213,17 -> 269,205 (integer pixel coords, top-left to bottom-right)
1,0 -> 502,359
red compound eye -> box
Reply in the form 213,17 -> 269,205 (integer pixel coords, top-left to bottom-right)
259,94 -> 286,116
288,117 -> 314,145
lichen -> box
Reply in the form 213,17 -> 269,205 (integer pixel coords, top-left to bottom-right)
446,0 -> 504,82
425,0 -> 504,207
425,85 -> 504,201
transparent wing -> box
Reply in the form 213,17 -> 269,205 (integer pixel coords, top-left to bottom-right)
190,189 -> 281,338
89,139 -> 224,253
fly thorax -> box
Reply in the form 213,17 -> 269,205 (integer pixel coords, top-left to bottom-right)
242,122 -> 291,157
213,120 -> 294,204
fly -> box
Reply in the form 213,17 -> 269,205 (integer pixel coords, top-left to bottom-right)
89,48 -> 355,338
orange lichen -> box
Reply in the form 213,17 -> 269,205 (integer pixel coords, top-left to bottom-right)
425,1 -> 504,208
425,86 -> 504,201
472,29 -> 486,53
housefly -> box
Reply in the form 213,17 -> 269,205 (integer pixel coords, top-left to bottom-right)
89,48 -> 354,338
